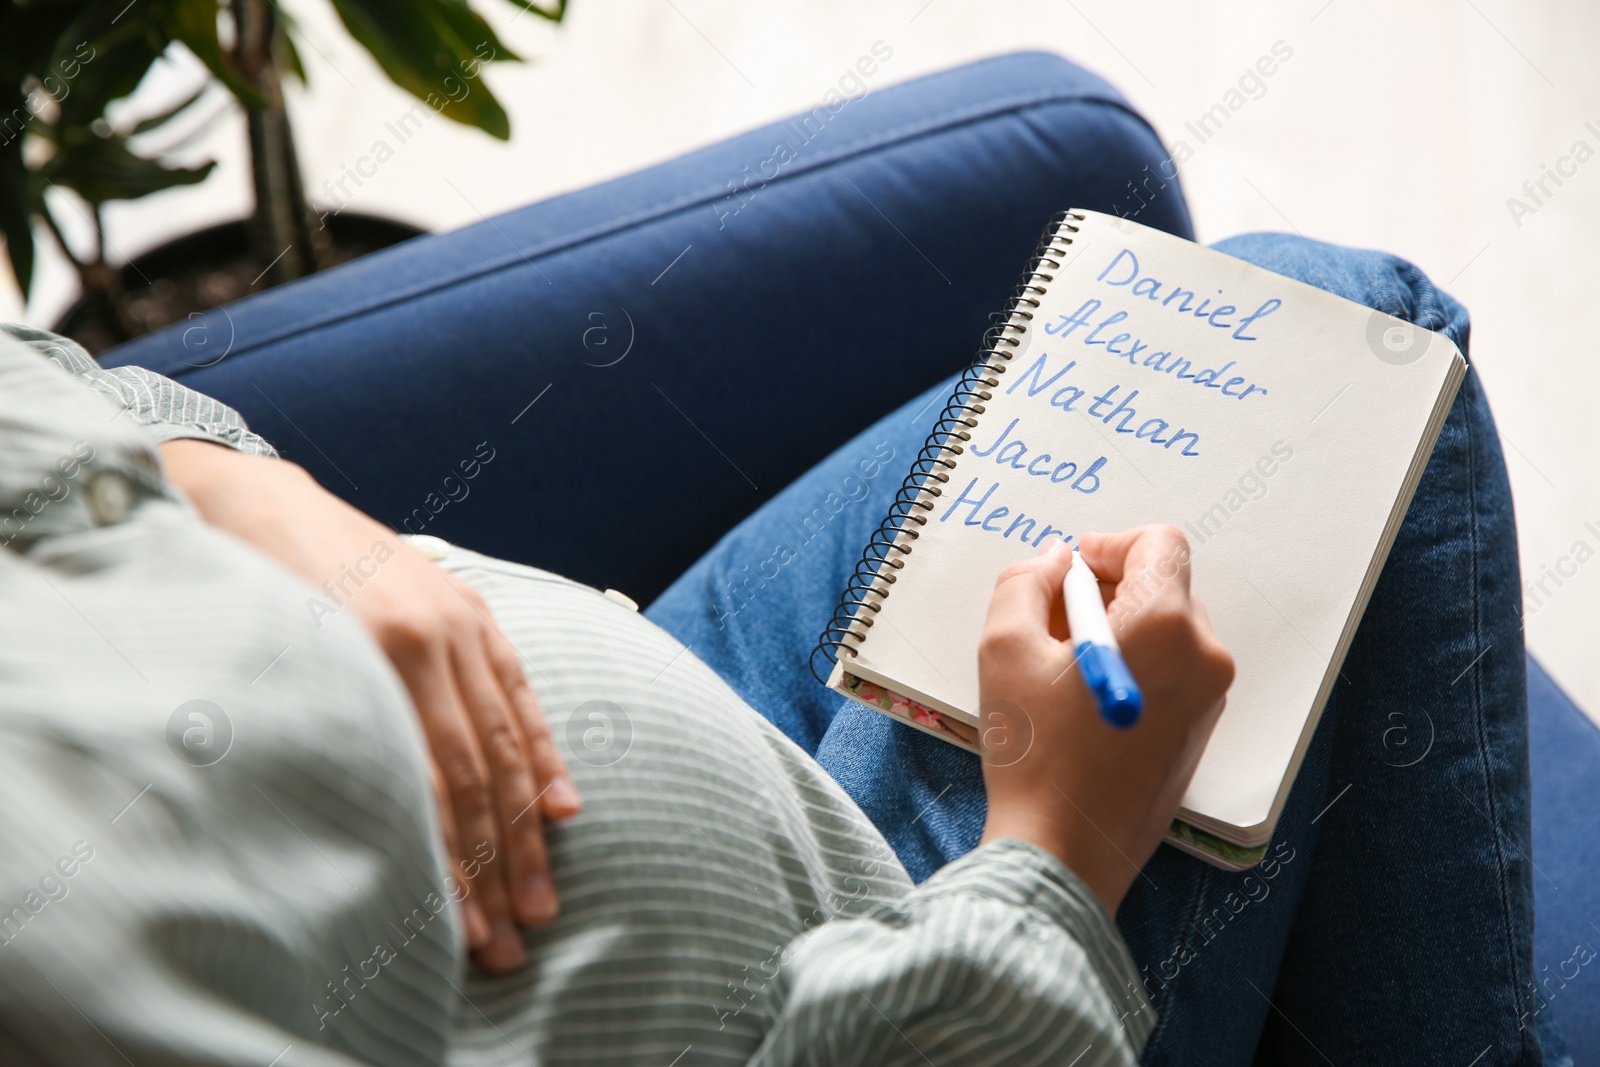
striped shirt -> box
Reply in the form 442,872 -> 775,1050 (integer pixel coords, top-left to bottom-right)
0,326 -> 1153,1065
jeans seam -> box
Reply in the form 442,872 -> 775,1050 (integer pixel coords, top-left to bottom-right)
166,87 -> 1156,375
1466,373 -> 1532,1055
1143,862 -> 1211,1059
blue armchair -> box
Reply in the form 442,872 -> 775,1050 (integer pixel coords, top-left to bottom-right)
102,50 -> 1598,1061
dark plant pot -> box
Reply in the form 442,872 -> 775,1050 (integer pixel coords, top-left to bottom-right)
52,213 -> 426,354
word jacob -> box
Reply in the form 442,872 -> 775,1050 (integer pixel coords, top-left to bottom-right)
940,416 -> 1106,549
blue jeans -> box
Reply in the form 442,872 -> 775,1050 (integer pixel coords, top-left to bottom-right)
648,237 -> 1558,1065
104,52 -> 1557,1065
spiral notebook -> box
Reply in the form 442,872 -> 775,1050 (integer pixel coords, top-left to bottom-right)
814,209 -> 1465,869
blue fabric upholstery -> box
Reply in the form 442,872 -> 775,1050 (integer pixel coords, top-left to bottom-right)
1529,654 -> 1600,1062
96,48 -> 1595,1060
101,52 -> 1188,606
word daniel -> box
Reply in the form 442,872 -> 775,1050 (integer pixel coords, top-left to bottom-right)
938,244 -> 1282,549
319,43 -> 498,224
1505,119 -> 1600,229
1054,247 -> 1284,352
714,41 -> 895,229
1111,40 -> 1294,222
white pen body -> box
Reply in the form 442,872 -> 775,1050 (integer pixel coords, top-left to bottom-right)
1065,548 -> 1119,651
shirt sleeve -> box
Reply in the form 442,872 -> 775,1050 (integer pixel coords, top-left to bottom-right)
749,838 -> 1155,1067
0,324 -> 279,458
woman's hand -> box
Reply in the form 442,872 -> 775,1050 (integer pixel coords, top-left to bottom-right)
977,527 -> 1234,914
160,440 -> 581,974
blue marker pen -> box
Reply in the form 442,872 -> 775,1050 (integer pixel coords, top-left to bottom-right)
1064,547 -> 1143,728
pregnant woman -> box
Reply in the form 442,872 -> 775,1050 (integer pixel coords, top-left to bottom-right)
0,52 -> 1551,1067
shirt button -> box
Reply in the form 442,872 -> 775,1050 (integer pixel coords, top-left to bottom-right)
603,589 -> 639,612
403,534 -> 451,561
86,471 -> 133,526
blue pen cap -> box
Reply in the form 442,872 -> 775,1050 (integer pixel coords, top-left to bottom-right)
1074,642 -> 1143,729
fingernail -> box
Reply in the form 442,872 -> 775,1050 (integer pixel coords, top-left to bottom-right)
489,918 -> 526,968
464,899 -> 490,948
521,874 -> 559,924
545,776 -> 581,815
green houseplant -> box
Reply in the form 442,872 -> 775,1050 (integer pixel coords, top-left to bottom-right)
0,0 -> 565,346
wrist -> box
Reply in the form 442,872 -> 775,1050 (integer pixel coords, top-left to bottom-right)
981,806 -> 1129,914
159,439 -> 303,510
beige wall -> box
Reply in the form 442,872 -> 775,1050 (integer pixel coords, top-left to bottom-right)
7,0 -> 1597,720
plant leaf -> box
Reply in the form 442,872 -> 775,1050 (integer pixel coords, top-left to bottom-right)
45,132 -> 215,205
0,136 -> 39,296
278,23 -> 308,85
158,0 -> 266,108
328,0 -> 517,139
0,4 -> 85,89
52,18 -> 168,130
426,0 -> 524,64
128,83 -> 209,136
497,0 -> 568,22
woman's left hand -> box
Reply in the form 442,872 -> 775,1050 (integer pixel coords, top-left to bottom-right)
160,439 -> 581,975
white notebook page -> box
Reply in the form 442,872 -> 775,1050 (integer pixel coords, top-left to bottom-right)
845,210 -> 1463,840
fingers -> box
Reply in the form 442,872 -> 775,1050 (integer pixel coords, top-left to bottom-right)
481,627 -> 580,823
392,642 -> 521,972
1078,525 -> 1191,591
1078,528 -> 1235,705
429,759 -> 486,948
1187,593 -> 1237,696
453,632 -> 559,935
1078,525 -> 1192,627
1075,527 -> 1140,583
982,540 -> 1074,657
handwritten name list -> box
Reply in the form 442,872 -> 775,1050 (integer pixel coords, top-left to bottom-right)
937,241 -> 1286,549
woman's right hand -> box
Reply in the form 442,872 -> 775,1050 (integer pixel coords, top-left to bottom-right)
977,526 -> 1234,914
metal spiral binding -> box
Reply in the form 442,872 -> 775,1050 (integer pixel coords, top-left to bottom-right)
809,209 -> 1085,683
